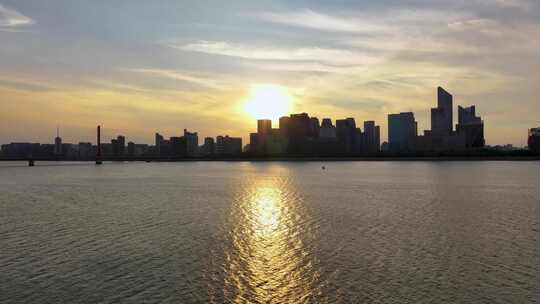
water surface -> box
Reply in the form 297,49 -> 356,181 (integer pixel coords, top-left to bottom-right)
1,161 -> 539,303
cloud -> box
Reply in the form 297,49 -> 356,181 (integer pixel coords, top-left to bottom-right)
0,4 -> 33,28
247,10 -> 388,34
0,76 -> 54,92
478,0 -> 533,9
173,41 -> 380,66
126,68 -> 230,90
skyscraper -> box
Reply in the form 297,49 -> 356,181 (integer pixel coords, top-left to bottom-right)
257,120 -> 272,135
127,142 -> 135,156
363,121 -> 381,153
184,129 -> 198,156
117,136 -> 125,156
111,135 -> 125,156
528,128 -> 540,153
284,113 -> 312,154
388,112 -> 418,151
169,136 -> 186,157
216,135 -> 242,155
279,116 -> 291,137
309,117 -> 320,139
458,106 -> 482,125
256,119 -> 272,153
54,127 -> 62,156
319,118 -> 337,141
431,87 -> 453,135
202,137 -> 215,156
457,106 -> 485,148
155,133 -> 164,156
336,118 -> 357,153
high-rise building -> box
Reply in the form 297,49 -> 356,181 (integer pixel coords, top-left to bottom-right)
170,137 -> 185,157
251,118 -> 289,155
202,137 -> 215,156
388,112 -> 418,151
375,126 -> 380,152
431,87 -> 453,135
309,117 -> 320,139
216,135 -> 242,155
111,135 -> 125,156
363,121 -> 381,153
279,116 -> 291,137
319,118 -> 337,141
249,133 -> 259,153
184,129 -> 198,156
155,133 -> 164,155
529,128 -> 540,153
78,142 -> 92,159
257,120 -> 272,135
117,136 -> 125,155
458,106 -> 481,125
54,127 -> 62,156
127,142 -> 135,156
255,120 -> 272,153
111,139 -> 118,155
336,118 -> 357,153
283,113 -> 313,154
456,106 -> 485,148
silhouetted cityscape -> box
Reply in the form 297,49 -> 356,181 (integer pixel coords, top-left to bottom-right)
1,87 -> 539,160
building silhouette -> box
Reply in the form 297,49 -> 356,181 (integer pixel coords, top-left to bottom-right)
54,127 -> 62,156
336,118 -> 358,154
432,87 -> 453,136
319,119 -> 337,141
419,88 -> 485,151
184,129 -> 199,157
112,135 -> 125,156
363,121 -> 381,154
201,137 -> 215,156
155,133 -> 164,156
216,135 -> 242,155
456,106 -> 485,148
247,113 -> 381,156
529,128 -> 540,153
286,113 -> 314,154
388,112 -> 417,152
78,142 -> 93,158
0,86 -> 506,159
169,136 -> 185,157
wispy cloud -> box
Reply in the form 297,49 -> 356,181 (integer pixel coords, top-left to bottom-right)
0,76 -> 54,92
478,0 -> 534,9
126,68 -> 230,90
172,41 -> 380,66
247,10 -> 388,33
0,4 -> 33,28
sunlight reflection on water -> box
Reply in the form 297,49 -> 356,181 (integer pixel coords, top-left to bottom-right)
220,174 -> 323,304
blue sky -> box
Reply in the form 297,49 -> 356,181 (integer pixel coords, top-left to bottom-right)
1,0 -> 539,145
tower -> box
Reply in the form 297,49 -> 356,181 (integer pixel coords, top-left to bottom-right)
96,125 -> 102,164
54,126 -> 62,156
431,87 -> 453,135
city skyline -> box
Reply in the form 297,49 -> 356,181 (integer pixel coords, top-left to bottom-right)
1,1 -> 540,146
10,86 -> 539,160
0,86 -> 525,150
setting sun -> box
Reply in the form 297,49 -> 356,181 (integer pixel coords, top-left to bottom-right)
244,84 -> 292,122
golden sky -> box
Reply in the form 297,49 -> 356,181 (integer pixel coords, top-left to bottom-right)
1,1 -> 539,146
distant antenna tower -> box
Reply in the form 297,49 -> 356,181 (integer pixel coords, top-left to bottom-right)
96,125 -> 102,165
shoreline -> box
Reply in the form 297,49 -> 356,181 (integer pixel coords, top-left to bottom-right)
1,156 -> 540,163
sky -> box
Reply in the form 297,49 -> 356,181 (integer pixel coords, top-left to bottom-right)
0,0 -> 539,146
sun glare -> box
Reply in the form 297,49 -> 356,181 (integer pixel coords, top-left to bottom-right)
244,85 -> 292,122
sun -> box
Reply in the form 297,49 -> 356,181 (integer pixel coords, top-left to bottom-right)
244,84 -> 292,122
